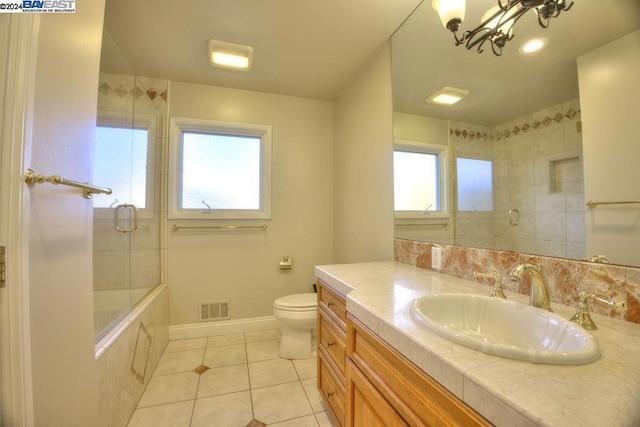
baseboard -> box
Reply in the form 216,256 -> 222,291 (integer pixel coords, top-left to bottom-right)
169,315 -> 280,340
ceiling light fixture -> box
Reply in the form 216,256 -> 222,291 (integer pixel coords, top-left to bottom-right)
431,0 -> 573,56
426,87 -> 469,105
519,37 -> 548,53
207,39 -> 254,70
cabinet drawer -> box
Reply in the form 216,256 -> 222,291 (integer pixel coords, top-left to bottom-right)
319,308 -> 346,375
346,359 -> 407,427
318,347 -> 346,426
347,315 -> 491,427
318,280 -> 347,330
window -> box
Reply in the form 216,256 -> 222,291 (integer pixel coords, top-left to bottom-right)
456,157 -> 493,211
393,140 -> 448,218
94,112 -> 156,214
169,117 -> 271,219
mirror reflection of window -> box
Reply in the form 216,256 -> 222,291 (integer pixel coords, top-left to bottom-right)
456,158 -> 493,212
394,149 -> 440,212
94,125 -> 149,208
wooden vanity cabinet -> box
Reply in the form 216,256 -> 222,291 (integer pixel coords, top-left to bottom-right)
346,315 -> 491,427
317,280 -> 348,426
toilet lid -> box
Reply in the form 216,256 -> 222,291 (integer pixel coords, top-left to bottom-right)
274,293 -> 317,310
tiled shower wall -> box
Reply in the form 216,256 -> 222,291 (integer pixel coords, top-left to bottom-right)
94,74 -> 168,332
394,239 -> 640,324
96,284 -> 169,426
450,98 -> 584,259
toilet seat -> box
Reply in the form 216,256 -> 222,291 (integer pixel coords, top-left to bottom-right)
273,293 -> 317,312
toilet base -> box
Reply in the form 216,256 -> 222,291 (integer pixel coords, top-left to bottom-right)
279,327 -> 317,360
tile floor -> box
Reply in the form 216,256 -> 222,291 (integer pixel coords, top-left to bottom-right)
127,329 -> 336,427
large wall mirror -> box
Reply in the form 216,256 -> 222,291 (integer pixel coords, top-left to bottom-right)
391,0 -> 640,268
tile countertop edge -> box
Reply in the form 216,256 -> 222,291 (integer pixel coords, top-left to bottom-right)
315,261 -> 640,427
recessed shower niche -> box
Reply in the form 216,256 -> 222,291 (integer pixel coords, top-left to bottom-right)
549,155 -> 582,194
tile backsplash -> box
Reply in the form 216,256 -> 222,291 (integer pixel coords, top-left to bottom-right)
394,238 -> 640,324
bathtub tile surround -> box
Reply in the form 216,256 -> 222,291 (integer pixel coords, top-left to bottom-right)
394,238 -> 640,324
127,329 -> 335,427
96,284 -> 169,426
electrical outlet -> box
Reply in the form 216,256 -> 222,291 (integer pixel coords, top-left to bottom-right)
431,246 -> 442,270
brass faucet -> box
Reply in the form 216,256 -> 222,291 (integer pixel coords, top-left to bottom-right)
473,269 -> 507,299
509,263 -> 553,312
569,291 -> 627,329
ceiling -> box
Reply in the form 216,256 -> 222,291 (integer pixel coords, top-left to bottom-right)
392,0 -> 640,126
101,0 -> 423,101
102,0 -> 640,126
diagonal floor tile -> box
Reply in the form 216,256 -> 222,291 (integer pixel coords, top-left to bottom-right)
153,349 -> 205,376
246,339 -> 280,362
251,381 -> 313,424
248,358 -> 298,389
190,390 -> 253,427
137,372 -> 199,408
127,400 -> 194,427
203,343 -> 247,367
197,364 -> 250,398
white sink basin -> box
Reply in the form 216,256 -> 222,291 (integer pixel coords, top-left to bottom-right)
410,293 -> 600,365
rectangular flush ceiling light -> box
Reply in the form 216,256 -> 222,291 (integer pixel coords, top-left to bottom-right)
426,86 -> 469,105
207,39 -> 253,70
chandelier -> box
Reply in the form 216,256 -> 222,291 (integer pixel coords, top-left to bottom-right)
432,0 -> 574,56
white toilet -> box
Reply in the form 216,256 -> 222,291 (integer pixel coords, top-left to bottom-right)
273,293 -> 318,359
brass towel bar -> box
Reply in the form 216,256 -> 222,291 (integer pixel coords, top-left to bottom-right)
172,224 -> 267,231
24,168 -> 112,199
395,222 -> 449,227
585,200 -> 640,208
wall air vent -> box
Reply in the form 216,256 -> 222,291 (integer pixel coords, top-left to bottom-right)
199,300 -> 230,322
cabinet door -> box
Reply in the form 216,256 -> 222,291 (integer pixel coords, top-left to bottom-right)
347,360 -> 406,427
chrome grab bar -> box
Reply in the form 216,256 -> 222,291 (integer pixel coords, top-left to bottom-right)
585,199 -> 640,208
24,168 -> 112,199
114,203 -> 138,233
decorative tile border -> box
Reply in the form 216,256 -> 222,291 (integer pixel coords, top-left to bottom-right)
98,73 -> 169,104
449,104 -> 580,141
394,238 -> 640,324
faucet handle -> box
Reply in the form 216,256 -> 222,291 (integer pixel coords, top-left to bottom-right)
474,269 -> 506,299
569,290 -> 627,330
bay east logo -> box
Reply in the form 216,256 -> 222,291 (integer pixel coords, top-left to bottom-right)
22,0 -> 75,12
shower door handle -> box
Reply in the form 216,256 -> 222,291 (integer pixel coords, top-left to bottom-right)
114,203 -> 139,233
508,208 -> 519,226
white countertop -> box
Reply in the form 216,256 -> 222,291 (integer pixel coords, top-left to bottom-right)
315,261 -> 640,427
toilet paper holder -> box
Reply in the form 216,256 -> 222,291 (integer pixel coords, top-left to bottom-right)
279,255 -> 293,270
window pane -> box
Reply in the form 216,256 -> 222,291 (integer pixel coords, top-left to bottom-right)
394,150 -> 439,211
94,126 -> 148,208
456,158 -> 493,211
181,131 -> 261,210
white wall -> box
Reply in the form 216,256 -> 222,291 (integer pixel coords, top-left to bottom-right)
167,82 -> 334,325
28,3 -> 105,424
333,43 -> 395,263
392,112 -> 448,145
578,30 -> 640,266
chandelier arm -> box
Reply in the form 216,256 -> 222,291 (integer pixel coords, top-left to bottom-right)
490,40 -> 504,56
465,28 -> 494,51
498,0 -> 523,12
439,0 -> 573,56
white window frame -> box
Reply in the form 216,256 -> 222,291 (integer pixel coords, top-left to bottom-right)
393,139 -> 449,219
94,111 -> 157,220
169,117 -> 272,220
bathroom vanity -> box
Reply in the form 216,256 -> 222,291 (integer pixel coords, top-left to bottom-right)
316,261 -> 640,427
